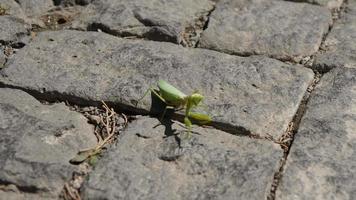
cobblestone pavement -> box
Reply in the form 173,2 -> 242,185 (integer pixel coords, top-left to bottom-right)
0,0 -> 355,199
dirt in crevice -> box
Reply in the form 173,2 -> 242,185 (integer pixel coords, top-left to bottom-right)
267,72 -> 321,200
181,4 -> 216,47
266,2 -> 347,196
0,181 -> 45,194
311,0 -> 349,73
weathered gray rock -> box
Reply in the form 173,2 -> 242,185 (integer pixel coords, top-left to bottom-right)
57,0 -> 92,6
286,0 -> 343,10
199,0 -> 332,62
82,116 -> 282,200
313,2 -> 356,72
15,0 -> 55,16
0,15 -> 29,42
0,0 -> 76,30
0,47 -> 5,67
67,0 -> 215,46
0,0 -> 26,19
0,88 -> 96,198
0,30 -> 314,138
276,68 -> 356,200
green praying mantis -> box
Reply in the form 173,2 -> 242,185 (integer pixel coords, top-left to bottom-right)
137,80 -> 211,137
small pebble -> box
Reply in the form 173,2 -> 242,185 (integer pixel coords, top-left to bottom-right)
88,115 -> 101,124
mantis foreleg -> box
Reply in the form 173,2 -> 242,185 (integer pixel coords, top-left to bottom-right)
137,87 -> 168,105
184,116 -> 193,138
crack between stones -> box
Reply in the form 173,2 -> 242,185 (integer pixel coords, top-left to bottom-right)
0,180 -> 45,194
266,2 -> 347,198
267,72 -> 321,200
86,22 -> 179,43
311,0 -> 348,73
196,1 -> 348,65
185,4 -> 216,48
0,82 -> 147,115
0,81 -> 261,140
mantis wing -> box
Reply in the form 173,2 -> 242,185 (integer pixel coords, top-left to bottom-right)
157,80 -> 187,106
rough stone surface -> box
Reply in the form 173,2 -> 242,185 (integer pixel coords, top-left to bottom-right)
0,15 -> 29,42
276,68 -> 356,200
82,116 -> 282,200
0,47 -> 5,67
0,88 -> 96,198
0,0 -> 76,30
0,30 -> 314,138
15,0 -> 55,16
66,0 -> 215,46
0,0 -> 26,19
286,0 -> 343,10
199,0 -> 332,62
313,2 -> 356,72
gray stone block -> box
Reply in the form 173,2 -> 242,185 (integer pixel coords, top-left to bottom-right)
0,0 -> 26,19
313,3 -> 356,72
82,116 -> 283,200
0,30 -> 314,138
276,68 -> 356,200
0,15 -> 28,42
0,88 -> 96,198
199,0 -> 332,62
0,48 -> 5,67
68,0 -> 215,46
286,0 -> 343,10
15,0 -> 55,16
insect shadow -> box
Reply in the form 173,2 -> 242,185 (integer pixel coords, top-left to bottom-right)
147,90 -> 200,144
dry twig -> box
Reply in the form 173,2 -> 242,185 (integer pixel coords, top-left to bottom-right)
63,101 -> 128,200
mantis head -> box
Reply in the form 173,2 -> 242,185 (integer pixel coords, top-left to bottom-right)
189,92 -> 204,107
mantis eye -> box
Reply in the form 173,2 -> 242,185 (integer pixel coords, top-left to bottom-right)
190,93 -> 204,106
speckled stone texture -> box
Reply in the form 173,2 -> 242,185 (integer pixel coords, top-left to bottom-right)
0,30 -> 314,138
276,68 -> 356,200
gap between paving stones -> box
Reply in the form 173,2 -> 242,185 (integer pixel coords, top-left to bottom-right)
267,72 -> 321,200
0,80 -> 302,144
57,101 -> 278,200
0,80 -> 277,143
266,1 -> 347,198
61,102 -> 130,200
309,0 -> 348,72
0,83 -> 288,198
193,3 -> 216,48
2,28 -> 313,139
0,74 -> 308,199
58,1 -> 215,47
0,1 -> 348,199
0,28 -> 314,141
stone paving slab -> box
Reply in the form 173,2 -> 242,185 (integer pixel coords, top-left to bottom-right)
0,88 -> 96,198
82,116 -> 282,200
286,0 -> 343,10
276,67 -> 356,200
66,0 -> 215,46
0,0 -> 78,31
0,0 -> 26,19
0,15 -> 29,43
199,0 -> 332,62
0,30 -> 314,138
313,1 -> 356,72
0,48 -> 5,67
15,0 -> 55,16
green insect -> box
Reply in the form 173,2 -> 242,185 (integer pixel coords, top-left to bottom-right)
0,4 -> 9,16
137,80 -> 211,137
